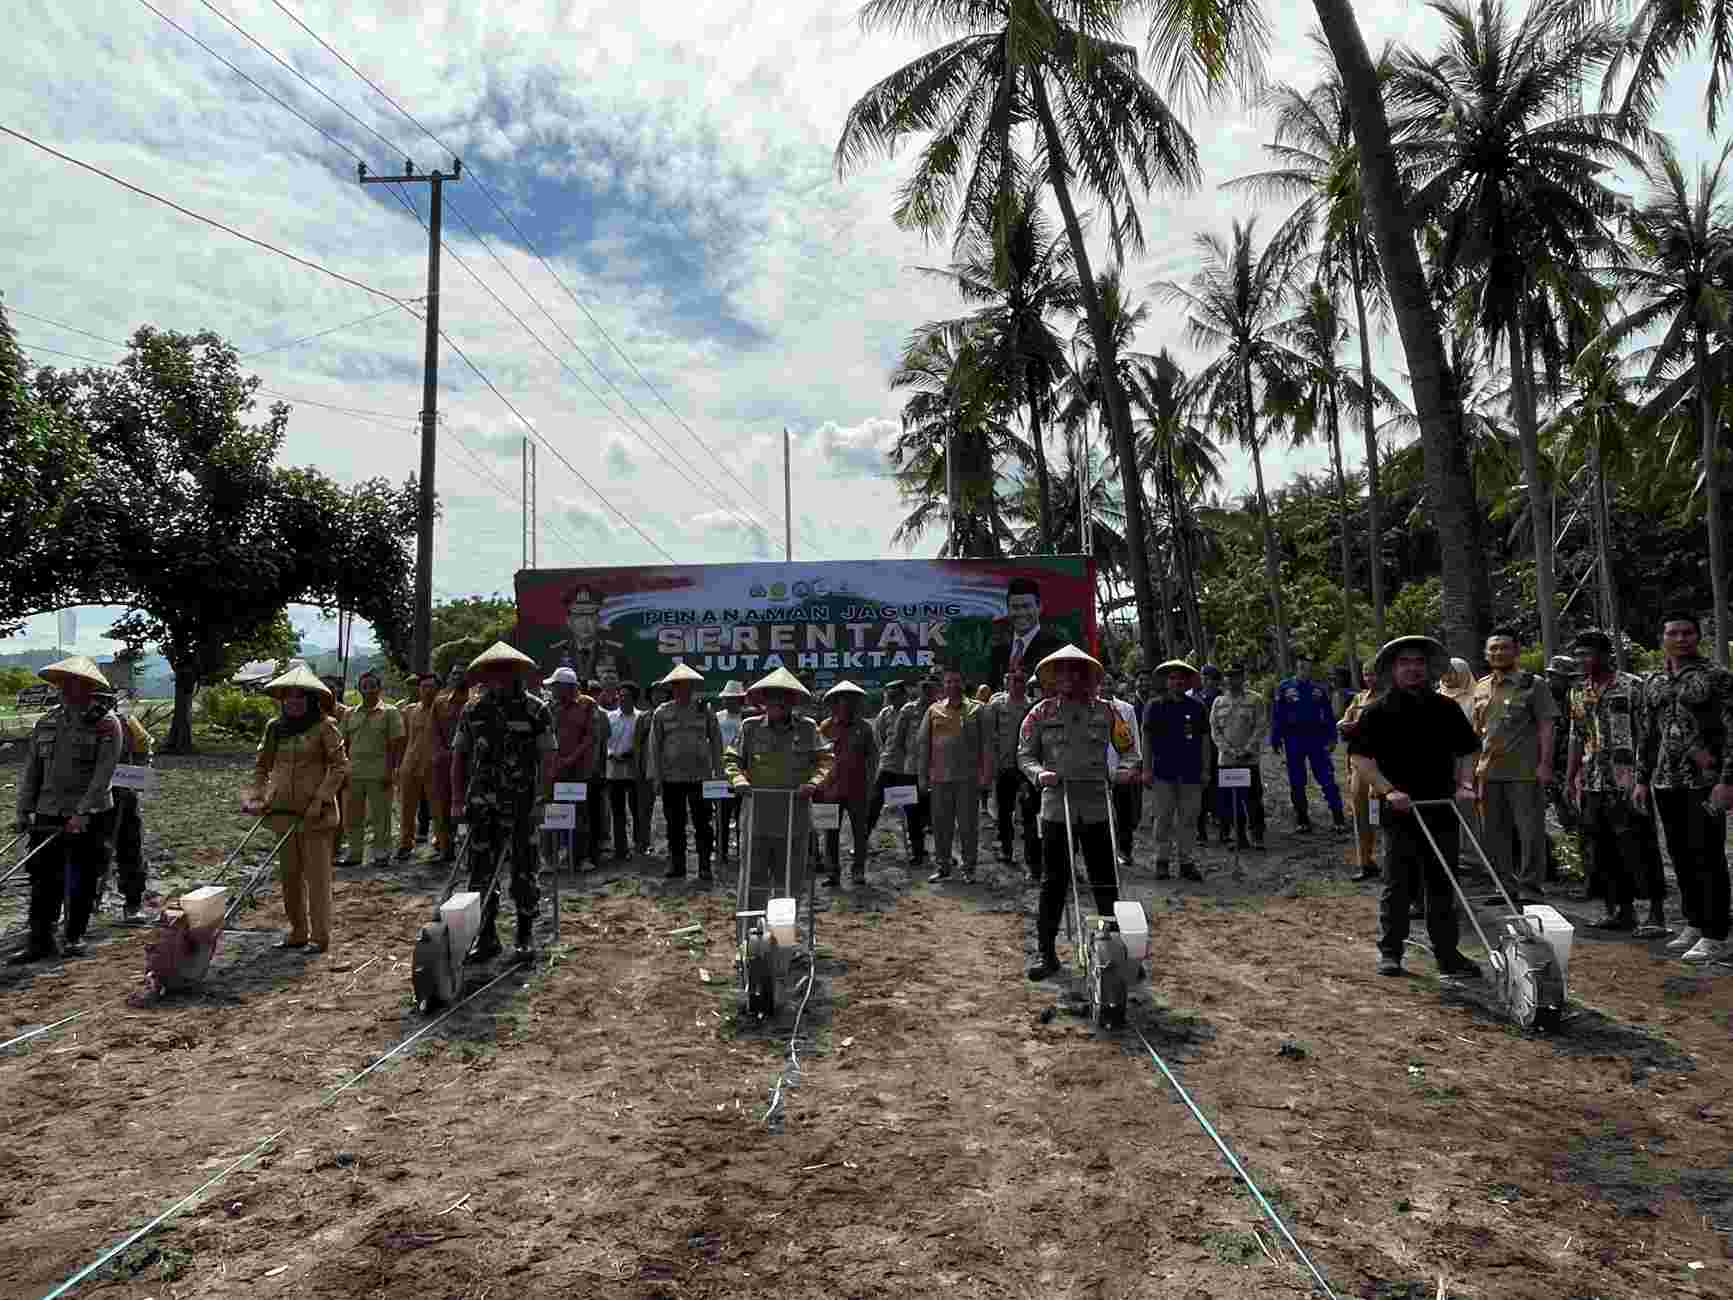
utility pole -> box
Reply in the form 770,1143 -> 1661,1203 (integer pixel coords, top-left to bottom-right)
783,427 -> 793,561
521,436 -> 538,571
946,381 -> 958,557
360,156 -> 461,673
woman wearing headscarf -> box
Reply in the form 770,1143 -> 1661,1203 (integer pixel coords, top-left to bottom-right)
241,665 -> 349,953
1438,657 -> 1476,721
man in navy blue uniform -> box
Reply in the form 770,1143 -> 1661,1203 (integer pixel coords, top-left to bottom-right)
1144,660 -> 1209,880
1270,652 -> 1348,834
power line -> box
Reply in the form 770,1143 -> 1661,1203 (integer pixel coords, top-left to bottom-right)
0,124 -> 407,305
264,0 -> 828,554
240,303 -> 415,357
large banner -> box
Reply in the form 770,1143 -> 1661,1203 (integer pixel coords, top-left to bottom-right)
513,557 -> 1095,693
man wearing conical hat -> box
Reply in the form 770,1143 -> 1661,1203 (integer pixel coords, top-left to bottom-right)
10,656 -> 125,964
712,679 -> 748,863
451,642 -> 558,962
724,668 -> 834,911
1018,644 -> 1133,980
1144,660 -> 1209,883
817,681 -> 878,886
647,663 -> 723,883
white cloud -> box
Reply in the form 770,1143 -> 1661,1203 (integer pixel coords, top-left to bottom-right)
4,0 -> 1722,654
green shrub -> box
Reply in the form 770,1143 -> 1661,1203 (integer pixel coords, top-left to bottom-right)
200,686 -> 278,740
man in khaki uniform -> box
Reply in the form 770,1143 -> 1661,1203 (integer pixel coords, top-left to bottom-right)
338,669 -> 405,867
647,663 -> 724,882
985,667 -> 1041,879
1209,664 -> 1268,850
1471,628 -> 1558,903
395,673 -> 439,861
914,665 -> 991,883
1019,645 -> 1135,980
723,668 -> 835,913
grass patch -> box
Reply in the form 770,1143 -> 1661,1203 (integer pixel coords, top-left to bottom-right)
1201,1229 -> 1262,1265
101,1243 -> 192,1284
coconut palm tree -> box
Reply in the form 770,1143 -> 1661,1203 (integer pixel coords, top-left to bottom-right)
1225,40 -> 1396,640
835,0 -> 1200,666
1603,0 -> 1733,131
1389,0 -> 1639,665
1130,349 -> 1221,657
1157,217 -> 1306,673
916,172 -> 1079,552
1598,136 -> 1733,664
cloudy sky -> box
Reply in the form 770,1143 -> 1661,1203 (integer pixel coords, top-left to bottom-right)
4,1 -> 1721,657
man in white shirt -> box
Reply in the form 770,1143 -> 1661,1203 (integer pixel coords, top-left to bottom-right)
604,682 -> 645,860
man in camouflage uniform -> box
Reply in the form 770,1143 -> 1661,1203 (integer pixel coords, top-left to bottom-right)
723,667 -> 834,913
451,642 -> 557,962
1020,645 -> 1135,980
647,663 -> 724,882
985,666 -> 1041,879
1565,631 -> 1647,932
10,656 -> 123,963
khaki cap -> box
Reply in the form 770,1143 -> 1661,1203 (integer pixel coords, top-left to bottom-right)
747,666 -> 811,702
468,641 -> 537,673
38,655 -> 110,690
656,663 -> 705,687
264,664 -> 333,699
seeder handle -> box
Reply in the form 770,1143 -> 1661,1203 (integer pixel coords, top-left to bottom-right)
1405,799 -> 1498,956
0,831 -> 62,888
1410,798 -> 1527,921
211,815 -> 270,885
223,819 -> 303,928
1061,779 -> 1083,947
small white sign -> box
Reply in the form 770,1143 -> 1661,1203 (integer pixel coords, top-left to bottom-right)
1367,798 -> 1380,827
810,803 -> 841,831
884,784 -> 919,809
553,781 -> 586,802
1218,766 -> 1253,790
542,802 -> 576,830
110,765 -> 159,795
703,780 -> 732,800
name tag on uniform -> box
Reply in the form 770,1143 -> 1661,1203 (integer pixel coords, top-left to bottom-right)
111,765 -> 160,795
703,780 -> 732,800
1368,799 -> 1380,827
507,721 -> 532,732
1219,766 -> 1253,790
810,802 -> 841,830
553,781 -> 586,802
542,803 -> 576,830
884,784 -> 918,808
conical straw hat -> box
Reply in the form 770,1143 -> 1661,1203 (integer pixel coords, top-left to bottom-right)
747,665 -> 811,702
1372,635 -> 1448,681
468,640 -> 537,672
717,678 -> 747,700
823,679 -> 868,700
656,663 -> 705,687
1034,643 -> 1103,691
37,655 -> 110,690
1155,659 -> 1197,676
264,663 -> 332,699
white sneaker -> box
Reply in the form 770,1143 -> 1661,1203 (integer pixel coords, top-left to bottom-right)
1665,926 -> 1703,953
1681,937 -> 1731,964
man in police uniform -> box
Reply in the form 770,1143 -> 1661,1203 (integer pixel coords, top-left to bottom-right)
892,675 -> 939,866
1270,652 -> 1348,834
1019,645 -> 1134,980
647,663 -> 724,882
1210,663 -> 1268,850
985,666 -> 1041,879
450,641 -> 557,963
549,584 -> 630,686
10,656 -> 123,963
868,678 -> 908,836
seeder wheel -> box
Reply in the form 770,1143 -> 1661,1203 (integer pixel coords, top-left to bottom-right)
412,922 -> 460,1014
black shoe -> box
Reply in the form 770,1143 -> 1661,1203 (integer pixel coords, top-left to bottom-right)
1409,902 -> 1426,919
272,937 -> 309,949
1178,863 -> 1204,882
393,846 -> 414,863
1235,838 -> 1252,851
514,915 -> 535,957
7,942 -> 56,966
1353,866 -> 1380,882
1437,953 -> 1481,979
1154,860 -> 1172,881
1332,817 -> 1348,834
440,848 -> 457,865
467,931 -> 504,964
823,871 -> 842,887
698,861 -> 713,883
335,855 -> 361,868
1377,955 -> 1404,977
664,862 -> 687,880
1026,952 -> 1061,981
999,849 -> 1013,866
1591,909 -> 1637,931
927,865 -> 952,883
1249,837 -> 1265,851
1294,822 -> 1314,835
60,940 -> 86,958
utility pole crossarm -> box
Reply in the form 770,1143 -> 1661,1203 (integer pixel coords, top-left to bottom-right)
358,158 -> 461,674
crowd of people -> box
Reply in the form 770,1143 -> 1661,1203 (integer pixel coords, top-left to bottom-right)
7,605 -> 1730,977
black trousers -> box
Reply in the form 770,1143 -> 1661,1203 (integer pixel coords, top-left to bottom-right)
1036,816 -> 1116,948
1111,782 -> 1142,857
662,781 -> 714,869
1197,754 -> 1222,839
715,795 -> 736,860
1377,806 -> 1463,962
111,787 -> 146,908
822,799 -> 872,873
607,777 -> 644,855
24,813 -> 114,948
1654,788 -> 1731,941
585,776 -> 608,863
993,768 -> 1041,867
1217,767 -> 1266,840
1579,791 -> 1642,912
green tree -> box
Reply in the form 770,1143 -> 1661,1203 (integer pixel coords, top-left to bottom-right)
429,595 -> 518,674
836,0 -> 1201,666
32,327 -> 419,749
1604,0 -> 1733,131
1389,0 -> 1636,665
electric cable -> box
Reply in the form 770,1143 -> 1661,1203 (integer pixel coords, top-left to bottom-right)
0,1011 -> 88,1053
0,125 -> 407,305
264,0 -> 832,556
39,962 -> 524,1300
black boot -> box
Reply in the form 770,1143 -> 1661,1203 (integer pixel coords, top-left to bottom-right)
9,871 -> 60,964
1154,859 -> 1172,881
664,856 -> 687,880
468,894 -> 503,962
1026,941 -> 1061,981
514,912 -> 535,960
697,857 -> 713,883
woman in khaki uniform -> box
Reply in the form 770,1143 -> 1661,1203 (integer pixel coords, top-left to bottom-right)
242,665 -> 350,952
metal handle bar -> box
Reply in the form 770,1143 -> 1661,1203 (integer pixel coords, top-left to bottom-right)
1408,798 -> 1526,921
210,815 -> 270,886
0,832 -> 63,889
222,820 -> 304,928
1404,804 -> 1498,959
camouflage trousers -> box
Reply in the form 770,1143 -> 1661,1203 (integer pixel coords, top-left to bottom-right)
464,810 -> 539,923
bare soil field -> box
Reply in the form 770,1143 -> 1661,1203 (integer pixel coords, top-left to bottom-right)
1,744 -> 1729,1299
